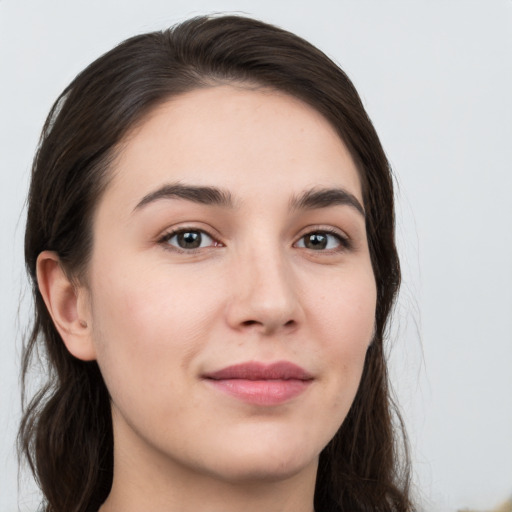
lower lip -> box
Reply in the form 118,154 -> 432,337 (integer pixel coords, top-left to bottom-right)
205,378 -> 311,406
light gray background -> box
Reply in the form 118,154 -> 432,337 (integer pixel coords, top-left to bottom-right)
1,1 -> 511,511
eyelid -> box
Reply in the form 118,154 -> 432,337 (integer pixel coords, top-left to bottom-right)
155,223 -> 351,253
157,225 -> 223,252
293,226 -> 351,251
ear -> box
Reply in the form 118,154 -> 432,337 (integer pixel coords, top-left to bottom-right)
36,251 -> 96,361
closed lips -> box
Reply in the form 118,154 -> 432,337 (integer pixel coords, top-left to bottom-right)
203,361 -> 313,381
202,361 -> 313,406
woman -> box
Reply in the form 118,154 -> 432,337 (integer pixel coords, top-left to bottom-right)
19,15 -> 412,512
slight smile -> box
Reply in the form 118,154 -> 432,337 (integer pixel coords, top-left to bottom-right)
203,361 -> 314,406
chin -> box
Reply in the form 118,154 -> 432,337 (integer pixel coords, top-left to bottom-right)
185,408 -> 343,485
203,433 -> 321,484
215,455 -> 317,484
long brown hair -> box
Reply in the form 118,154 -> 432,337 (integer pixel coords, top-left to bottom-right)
20,15 -> 411,512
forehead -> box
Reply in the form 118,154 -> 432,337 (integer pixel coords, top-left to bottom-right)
105,85 -> 363,211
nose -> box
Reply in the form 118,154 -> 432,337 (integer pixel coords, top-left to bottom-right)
225,247 -> 303,336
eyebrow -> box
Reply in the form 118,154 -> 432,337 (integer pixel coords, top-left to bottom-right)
290,187 -> 365,217
133,183 -> 235,211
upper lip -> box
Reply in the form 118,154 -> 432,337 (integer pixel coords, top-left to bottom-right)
204,361 -> 313,381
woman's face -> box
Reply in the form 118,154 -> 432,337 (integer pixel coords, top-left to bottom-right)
82,86 -> 376,483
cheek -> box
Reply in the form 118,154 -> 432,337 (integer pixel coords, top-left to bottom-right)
312,268 -> 376,350
88,262 -> 221,402
310,270 -> 376,406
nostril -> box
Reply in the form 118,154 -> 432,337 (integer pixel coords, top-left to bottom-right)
241,319 -> 295,329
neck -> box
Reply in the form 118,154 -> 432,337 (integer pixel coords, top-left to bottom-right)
101,470 -> 316,512
101,460 -> 317,512
99,419 -> 317,512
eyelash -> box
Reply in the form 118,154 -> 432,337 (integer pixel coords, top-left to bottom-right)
295,228 -> 351,252
158,227 -> 351,253
158,227 -> 222,253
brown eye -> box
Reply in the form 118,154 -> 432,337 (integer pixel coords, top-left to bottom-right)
304,233 -> 327,250
296,231 -> 345,251
164,230 -> 216,250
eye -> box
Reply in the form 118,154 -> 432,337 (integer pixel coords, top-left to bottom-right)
160,229 -> 219,250
295,231 -> 347,251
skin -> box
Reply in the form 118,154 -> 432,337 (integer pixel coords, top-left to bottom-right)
38,85 -> 377,512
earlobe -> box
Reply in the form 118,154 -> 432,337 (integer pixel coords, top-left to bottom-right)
36,251 -> 96,361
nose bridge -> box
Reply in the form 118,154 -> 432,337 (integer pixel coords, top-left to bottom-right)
227,236 -> 301,333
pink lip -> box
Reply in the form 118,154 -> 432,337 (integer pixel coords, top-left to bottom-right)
203,361 -> 313,406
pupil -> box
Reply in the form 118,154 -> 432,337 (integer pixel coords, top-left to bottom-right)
178,232 -> 201,249
306,233 -> 327,250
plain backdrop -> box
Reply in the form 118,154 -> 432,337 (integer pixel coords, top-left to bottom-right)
1,1 -> 511,511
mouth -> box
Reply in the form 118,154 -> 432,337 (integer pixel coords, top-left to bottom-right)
202,361 -> 313,406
